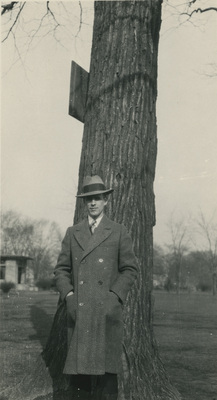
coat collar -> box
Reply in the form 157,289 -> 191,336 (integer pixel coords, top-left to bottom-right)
74,215 -> 113,260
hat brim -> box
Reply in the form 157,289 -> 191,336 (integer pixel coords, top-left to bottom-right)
76,188 -> 114,198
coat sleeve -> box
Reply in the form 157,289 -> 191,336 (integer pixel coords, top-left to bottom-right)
54,227 -> 74,302
110,224 -> 138,304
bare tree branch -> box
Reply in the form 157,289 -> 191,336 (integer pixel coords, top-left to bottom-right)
182,7 -> 217,19
46,1 -> 60,27
2,2 -> 26,43
75,1 -> 83,38
22,2 -> 62,55
1,1 -> 18,15
1,1 -> 89,75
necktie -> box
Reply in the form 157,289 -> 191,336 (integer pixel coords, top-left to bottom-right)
90,220 -> 97,234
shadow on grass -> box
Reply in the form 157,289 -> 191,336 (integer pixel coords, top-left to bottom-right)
29,305 -> 54,348
0,295 -> 92,399
28,301 -> 82,399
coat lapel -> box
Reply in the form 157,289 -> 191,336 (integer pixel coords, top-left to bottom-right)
75,215 -> 113,261
73,219 -> 91,251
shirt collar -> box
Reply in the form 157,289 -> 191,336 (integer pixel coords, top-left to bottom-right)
88,213 -> 104,228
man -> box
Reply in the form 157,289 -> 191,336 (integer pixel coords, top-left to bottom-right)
54,175 -> 138,400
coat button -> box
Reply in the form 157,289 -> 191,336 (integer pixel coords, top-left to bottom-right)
79,302 -> 84,306
79,280 -> 84,285
98,280 -> 103,285
81,259 -> 86,264
99,258 -> 104,263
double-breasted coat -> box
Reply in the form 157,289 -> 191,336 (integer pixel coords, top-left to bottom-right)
54,215 -> 137,375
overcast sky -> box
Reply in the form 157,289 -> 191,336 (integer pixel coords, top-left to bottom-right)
1,1 -> 217,248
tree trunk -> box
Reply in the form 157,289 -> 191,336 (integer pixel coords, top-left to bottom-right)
213,272 -> 216,296
74,1 -> 181,399
176,257 -> 182,295
1,2 -> 182,399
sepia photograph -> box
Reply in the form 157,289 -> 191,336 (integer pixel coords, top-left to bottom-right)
1,1 -> 217,399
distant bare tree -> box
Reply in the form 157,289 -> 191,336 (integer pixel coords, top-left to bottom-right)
1,210 -> 62,280
153,243 -> 169,287
167,213 -> 191,294
1,210 -> 34,255
196,210 -> 217,295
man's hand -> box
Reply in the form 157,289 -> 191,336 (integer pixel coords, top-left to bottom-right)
110,290 -> 122,304
66,291 -> 74,298
66,291 -> 76,322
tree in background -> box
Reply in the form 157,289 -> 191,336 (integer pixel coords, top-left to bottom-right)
155,210 -> 216,293
184,250 -> 212,292
1,210 -> 34,255
195,210 -> 217,295
153,245 -> 214,293
166,213 -> 191,294
1,210 -> 62,281
30,219 -> 62,281
153,243 -> 169,288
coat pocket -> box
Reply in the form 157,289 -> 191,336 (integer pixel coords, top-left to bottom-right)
66,294 -> 76,325
106,291 -> 123,321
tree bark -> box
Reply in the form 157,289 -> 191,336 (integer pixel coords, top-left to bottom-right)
74,1 -> 181,399
1,2 -> 182,399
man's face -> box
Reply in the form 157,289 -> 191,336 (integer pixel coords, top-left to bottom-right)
85,194 -> 108,219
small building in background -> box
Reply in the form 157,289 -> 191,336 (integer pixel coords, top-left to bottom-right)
153,273 -> 167,290
0,255 -> 34,290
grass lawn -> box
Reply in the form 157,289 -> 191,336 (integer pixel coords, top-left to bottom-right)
0,291 -> 58,393
153,291 -> 217,400
0,290 -> 216,399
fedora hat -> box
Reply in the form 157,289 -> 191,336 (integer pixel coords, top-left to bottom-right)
76,175 -> 114,198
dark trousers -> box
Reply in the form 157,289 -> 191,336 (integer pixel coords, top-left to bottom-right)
71,373 -> 118,399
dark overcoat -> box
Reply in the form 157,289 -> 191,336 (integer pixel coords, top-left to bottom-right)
54,215 -> 137,375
